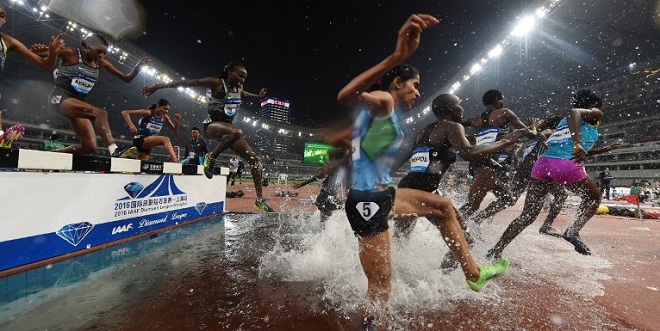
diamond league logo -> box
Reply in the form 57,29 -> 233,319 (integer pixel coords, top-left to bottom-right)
56,222 -> 94,246
195,202 -> 207,215
119,175 -> 186,200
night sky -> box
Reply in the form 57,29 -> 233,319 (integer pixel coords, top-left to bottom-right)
125,0 -> 659,128
130,0 -> 545,126
10,0 -> 656,128
122,0 -> 660,127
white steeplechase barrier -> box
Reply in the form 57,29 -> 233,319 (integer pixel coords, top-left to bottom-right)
0,148 -> 228,276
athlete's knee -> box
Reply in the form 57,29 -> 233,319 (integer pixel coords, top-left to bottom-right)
93,107 -> 108,119
226,127 -> 244,141
430,196 -> 455,218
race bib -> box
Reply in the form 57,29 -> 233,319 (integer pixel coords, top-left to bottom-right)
224,92 -> 241,116
224,104 -> 239,116
474,127 -> 500,146
189,152 -> 196,158
409,146 -> 431,173
356,202 -> 380,221
71,72 -> 96,95
145,121 -> 163,134
546,125 -> 571,146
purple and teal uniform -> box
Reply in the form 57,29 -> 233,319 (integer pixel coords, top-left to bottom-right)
531,115 -> 599,184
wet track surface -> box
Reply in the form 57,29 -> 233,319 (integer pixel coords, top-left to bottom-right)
1,186 -> 658,330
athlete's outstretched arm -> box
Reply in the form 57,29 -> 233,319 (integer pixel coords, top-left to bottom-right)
447,122 -> 524,161
7,34 -> 64,70
143,76 -> 222,96
164,113 -> 181,134
120,109 -> 150,134
337,14 -> 439,115
102,57 -> 150,83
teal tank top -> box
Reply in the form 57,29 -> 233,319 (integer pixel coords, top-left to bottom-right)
542,116 -> 599,161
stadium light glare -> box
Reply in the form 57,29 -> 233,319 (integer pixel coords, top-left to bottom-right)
488,45 -> 503,58
511,15 -> 536,37
536,7 -> 548,18
469,63 -> 482,75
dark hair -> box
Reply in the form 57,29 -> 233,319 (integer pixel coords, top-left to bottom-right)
148,98 -> 170,110
220,61 -> 245,79
572,89 -> 602,109
81,34 -> 109,48
482,89 -> 504,106
369,64 -> 419,92
191,126 -> 200,131
431,94 -> 456,117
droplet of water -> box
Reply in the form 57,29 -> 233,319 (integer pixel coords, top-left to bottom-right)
551,314 -> 565,325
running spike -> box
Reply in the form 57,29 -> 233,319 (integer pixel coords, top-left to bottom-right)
202,153 -> 215,179
0,124 -> 24,149
467,259 -> 509,292
120,146 -> 137,158
255,198 -> 274,213
563,233 -> 591,255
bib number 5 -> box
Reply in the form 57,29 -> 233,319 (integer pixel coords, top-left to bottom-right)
356,202 -> 380,221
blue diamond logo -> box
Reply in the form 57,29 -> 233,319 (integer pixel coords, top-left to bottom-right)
195,202 -> 207,215
56,222 -> 94,246
124,182 -> 144,198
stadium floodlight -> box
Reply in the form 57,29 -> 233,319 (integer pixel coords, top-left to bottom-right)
488,45 -> 503,58
536,7 -> 548,18
451,82 -> 461,90
511,15 -> 536,37
470,63 -> 482,75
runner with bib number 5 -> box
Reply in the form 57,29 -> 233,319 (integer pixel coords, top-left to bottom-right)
337,14 -> 509,324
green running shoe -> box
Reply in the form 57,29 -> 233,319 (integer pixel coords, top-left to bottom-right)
467,259 -> 509,292
255,198 -> 275,213
202,153 -> 215,179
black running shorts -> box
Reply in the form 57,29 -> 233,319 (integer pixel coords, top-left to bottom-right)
345,187 -> 395,237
